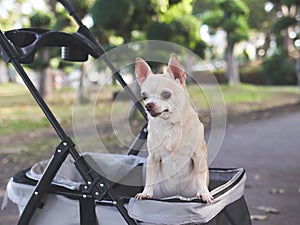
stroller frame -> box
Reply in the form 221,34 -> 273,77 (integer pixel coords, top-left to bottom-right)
1,1 -> 252,224
0,0 -> 147,224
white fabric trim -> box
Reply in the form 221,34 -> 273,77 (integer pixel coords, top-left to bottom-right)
128,169 -> 246,224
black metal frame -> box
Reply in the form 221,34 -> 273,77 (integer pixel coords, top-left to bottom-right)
0,0 -> 148,224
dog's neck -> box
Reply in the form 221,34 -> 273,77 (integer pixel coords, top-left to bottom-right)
163,118 -> 182,130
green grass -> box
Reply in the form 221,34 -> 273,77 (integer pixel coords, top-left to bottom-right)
0,83 -> 299,137
0,84 -> 71,135
221,84 -> 299,103
222,84 -> 271,103
0,83 -> 124,135
188,83 -> 298,112
0,118 -> 50,134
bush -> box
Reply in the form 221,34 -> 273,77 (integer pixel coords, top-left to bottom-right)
261,50 -> 296,85
239,62 -> 264,85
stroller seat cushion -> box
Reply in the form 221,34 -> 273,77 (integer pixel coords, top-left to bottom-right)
26,153 -> 146,190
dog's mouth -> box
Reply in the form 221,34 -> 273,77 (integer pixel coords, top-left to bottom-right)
150,109 -> 169,118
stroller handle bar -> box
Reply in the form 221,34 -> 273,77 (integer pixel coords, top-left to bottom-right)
4,28 -> 100,64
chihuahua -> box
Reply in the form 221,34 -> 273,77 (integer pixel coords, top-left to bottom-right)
135,54 -> 213,203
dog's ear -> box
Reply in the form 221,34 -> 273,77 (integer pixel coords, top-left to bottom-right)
167,54 -> 186,86
135,57 -> 152,86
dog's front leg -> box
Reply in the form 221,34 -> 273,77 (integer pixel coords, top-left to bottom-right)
193,150 -> 214,204
195,168 -> 214,204
135,154 -> 160,199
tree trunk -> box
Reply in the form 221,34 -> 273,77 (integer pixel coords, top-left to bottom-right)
0,61 -> 8,83
39,49 -> 53,98
39,67 -> 53,99
49,0 -> 57,14
297,49 -> 300,88
296,7 -> 300,90
78,61 -> 90,104
225,34 -> 240,85
283,27 -> 293,52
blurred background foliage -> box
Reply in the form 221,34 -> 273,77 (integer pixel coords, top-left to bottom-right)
0,0 -> 300,97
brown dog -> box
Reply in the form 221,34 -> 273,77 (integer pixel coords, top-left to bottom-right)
135,54 -> 213,203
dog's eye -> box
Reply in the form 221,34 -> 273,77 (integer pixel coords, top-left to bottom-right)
161,90 -> 171,99
141,92 -> 148,101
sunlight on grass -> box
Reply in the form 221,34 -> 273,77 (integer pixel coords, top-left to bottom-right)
187,83 -> 300,117
222,84 -> 270,103
221,84 -> 299,104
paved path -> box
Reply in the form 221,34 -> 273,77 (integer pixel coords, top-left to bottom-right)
211,110 -> 300,225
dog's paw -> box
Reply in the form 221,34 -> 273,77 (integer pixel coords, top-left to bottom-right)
196,192 -> 214,204
135,192 -> 153,200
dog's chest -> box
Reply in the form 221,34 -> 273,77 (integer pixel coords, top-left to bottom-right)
161,128 -> 181,153
148,121 -> 198,159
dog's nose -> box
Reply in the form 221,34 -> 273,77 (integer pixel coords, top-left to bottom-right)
145,102 -> 155,112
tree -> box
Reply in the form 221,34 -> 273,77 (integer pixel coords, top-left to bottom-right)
0,0 -> 31,83
267,0 -> 300,86
268,0 -> 299,51
28,0 -> 94,99
91,0 -> 206,58
55,0 -> 95,103
243,0 -> 276,57
147,0 -> 206,58
201,0 -> 249,85
91,0 -> 150,44
29,11 -> 54,98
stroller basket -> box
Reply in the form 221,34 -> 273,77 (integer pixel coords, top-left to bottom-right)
4,153 -> 251,225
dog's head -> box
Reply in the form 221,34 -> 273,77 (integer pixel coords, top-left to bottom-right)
135,54 -> 188,121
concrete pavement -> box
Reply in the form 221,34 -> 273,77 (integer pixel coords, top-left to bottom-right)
211,110 -> 300,225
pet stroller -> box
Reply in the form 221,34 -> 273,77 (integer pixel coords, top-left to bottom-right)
1,0 -> 252,224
